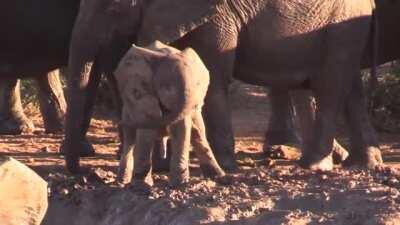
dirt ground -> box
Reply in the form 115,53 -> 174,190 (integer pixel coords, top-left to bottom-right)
1,82 -> 400,225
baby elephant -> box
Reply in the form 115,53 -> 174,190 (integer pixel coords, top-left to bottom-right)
115,41 -> 225,187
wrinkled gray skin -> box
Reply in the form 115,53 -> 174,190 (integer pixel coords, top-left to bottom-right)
0,71 -> 66,134
115,42 -> 225,186
264,88 -> 349,164
66,0 -> 380,173
267,0 -> 400,168
64,0 -> 222,173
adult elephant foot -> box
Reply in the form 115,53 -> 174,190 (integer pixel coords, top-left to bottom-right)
59,139 -> 95,157
0,78 -> 35,134
332,139 -> 349,164
214,152 -> 237,172
343,147 -> 383,169
299,153 -> 334,171
0,116 -> 34,134
62,140 -> 95,174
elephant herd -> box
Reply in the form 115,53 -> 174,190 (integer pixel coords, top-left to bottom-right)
1,0 -> 400,185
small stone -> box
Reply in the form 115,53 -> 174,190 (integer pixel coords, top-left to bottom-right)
265,158 -> 275,168
41,146 -> 50,153
27,158 -> 34,163
320,174 -> 328,180
387,178 -> 399,186
264,145 -> 301,160
60,188 -> 69,195
73,184 -> 81,190
348,180 -> 356,189
81,176 -> 88,184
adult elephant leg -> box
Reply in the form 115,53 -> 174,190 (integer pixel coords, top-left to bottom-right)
343,75 -> 383,168
63,60 -> 101,173
299,84 -> 345,171
264,88 -> 299,151
300,53 -> 357,170
299,14 -> 370,171
290,90 -> 316,157
0,77 -> 34,134
36,69 -> 66,133
291,90 -> 349,163
203,84 -> 237,171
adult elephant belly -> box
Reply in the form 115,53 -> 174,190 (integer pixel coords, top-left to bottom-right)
234,29 -> 323,87
0,55 -> 66,78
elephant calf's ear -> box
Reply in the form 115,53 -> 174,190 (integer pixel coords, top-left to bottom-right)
138,0 -> 222,45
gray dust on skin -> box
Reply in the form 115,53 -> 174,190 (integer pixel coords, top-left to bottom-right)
43,166 -> 400,225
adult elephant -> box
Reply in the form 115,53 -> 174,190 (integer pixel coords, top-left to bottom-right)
266,0 -> 400,166
0,72 -> 65,135
0,0 -> 81,134
65,0 -> 379,173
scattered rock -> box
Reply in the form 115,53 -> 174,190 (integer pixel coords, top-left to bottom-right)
0,156 -> 48,225
264,145 -> 301,160
41,146 -> 50,153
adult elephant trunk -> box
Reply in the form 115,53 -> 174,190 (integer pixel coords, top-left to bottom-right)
64,22 -> 102,173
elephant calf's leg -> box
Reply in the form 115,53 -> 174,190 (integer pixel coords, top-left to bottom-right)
118,127 -> 136,184
133,129 -> 155,187
169,118 -> 191,187
191,111 -> 225,178
36,70 -> 66,133
343,75 -> 383,169
0,78 -> 34,134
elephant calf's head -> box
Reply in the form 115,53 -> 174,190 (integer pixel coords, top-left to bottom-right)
114,41 -> 210,128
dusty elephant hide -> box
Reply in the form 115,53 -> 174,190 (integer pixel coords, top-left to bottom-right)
115,41 -> 225,186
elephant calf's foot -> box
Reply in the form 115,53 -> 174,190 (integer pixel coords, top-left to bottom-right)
200,164 -> 225,179
0,117 -> 34,134
299,153 -> 334,171
343,147 -> 383,169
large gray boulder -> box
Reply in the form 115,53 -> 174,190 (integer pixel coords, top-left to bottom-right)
0,156 -> 48,225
